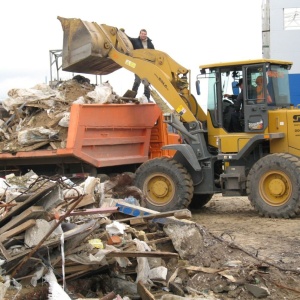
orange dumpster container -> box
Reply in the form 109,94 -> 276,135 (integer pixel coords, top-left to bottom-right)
64,103 -> 162,167
0,103 -> 162,171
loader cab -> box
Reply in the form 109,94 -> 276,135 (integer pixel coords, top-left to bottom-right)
198,59 -> 292,135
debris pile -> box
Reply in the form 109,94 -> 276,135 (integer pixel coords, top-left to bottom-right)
0,81 -> 299,299
0,171 -> 299,299
0,171 -> 192,299
0,77 -> 147,154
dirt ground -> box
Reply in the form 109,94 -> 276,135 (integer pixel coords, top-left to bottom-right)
188,193 -> 300,299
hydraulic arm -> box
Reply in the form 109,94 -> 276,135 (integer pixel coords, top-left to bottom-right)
58,16 -> 206,123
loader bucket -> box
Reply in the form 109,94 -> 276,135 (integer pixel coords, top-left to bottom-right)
58,16 -> 126,75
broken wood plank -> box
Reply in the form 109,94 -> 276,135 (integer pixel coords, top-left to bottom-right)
0,206 -> 45,235
145,232 -> 164,238
75,194 -> 96,208
117,96 -> 139,103
130,218 -> 147,226
3,234 -> 25,248
99,291 -> 117,300
20,141 -> 49,152
56,264 -> 95,275
147,237 -> 171,245
9,195 -> 85,278
3,220 -> 97,272
62,206 -> 119,217
13,193 -> 34,203
49,142 -> 58,149
0,203 -> 17,208
60,265 -> 108,282
0,181 -> 57,227
47,118 -> 61,128
0,219 -> 36,242
106,251 -> 178,258
137,280 -> 156,300
116,202 -> 194,226
117,207 -> 191,222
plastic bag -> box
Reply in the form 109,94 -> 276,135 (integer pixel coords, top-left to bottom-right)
87,83 -> 113,104
106,221 -> 126,235
134,238 -> 151,284
58,112 -> 70,127
18,127 -> 59,146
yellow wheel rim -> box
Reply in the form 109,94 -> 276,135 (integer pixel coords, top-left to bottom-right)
259,170 -> 292,206
143,172 -> 175,206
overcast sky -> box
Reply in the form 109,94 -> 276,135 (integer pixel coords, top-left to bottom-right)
0,0 -> 263,102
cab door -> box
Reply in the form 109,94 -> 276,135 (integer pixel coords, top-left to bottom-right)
242,64 -> 269,133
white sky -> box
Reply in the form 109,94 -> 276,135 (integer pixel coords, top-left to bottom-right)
0,0 -> 263,103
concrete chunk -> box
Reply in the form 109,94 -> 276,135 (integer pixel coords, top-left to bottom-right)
163,223 -> 203,259
24,219 -> 60,247
245,283 -> 270,298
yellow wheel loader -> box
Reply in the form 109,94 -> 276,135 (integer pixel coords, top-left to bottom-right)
58,17 -> 300,218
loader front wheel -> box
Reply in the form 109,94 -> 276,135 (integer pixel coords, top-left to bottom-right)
134,157 -> 194,212
247,153 -> 300,218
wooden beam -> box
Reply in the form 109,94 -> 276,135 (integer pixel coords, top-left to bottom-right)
0,219 -> 36,242
137,280 -> 155,300
63,206 -> 119,217
116,204 -> 191,223
0,206 -> 45,235
0,182 -> 57,227
106,251 -> 178,258
147,237 -> 171,245
74,194 -> 95,209
130,218 -> 147,226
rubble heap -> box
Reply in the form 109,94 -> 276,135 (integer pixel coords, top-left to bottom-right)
0,171 -> 201,299
0,171 -> 299,299
0,81 -> 299,299
0,77 -> 144,154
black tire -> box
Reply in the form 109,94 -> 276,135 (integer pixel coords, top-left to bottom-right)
189,194 -> 214,209
134,157 -> 194,212
246,153 -> 300,218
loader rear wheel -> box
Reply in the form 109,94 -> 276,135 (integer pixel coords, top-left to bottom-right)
189,194 -> 214,209
134,157 -> 194,212
247,153 -> 300,218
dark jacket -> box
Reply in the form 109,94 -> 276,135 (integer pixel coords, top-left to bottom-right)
234,91 -> 243,113
127,36 -> 155,50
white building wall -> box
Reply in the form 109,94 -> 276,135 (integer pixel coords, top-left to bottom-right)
262,0 -> 300,104
263,0 -> 300,72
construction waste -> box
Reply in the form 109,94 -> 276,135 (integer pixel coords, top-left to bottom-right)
0,76 -> 152,154
0,170 -> 275,300
0,170 -> 185,299
0,79 -> 297,299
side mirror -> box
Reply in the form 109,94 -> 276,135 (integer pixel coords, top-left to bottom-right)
196,80 -> 201,95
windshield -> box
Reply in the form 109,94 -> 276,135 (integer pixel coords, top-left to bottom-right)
267,64 -> 291,106
245,64 -> 291,106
